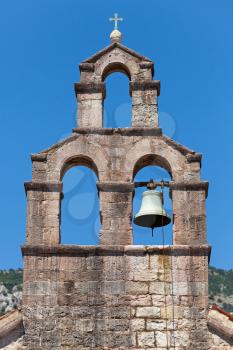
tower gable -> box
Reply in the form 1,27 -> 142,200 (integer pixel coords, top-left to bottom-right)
79,42 -> 154,84
75,40 -> 159,128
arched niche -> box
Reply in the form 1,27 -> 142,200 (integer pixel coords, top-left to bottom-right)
61,164 -> 100,245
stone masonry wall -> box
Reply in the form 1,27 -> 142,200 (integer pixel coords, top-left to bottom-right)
22,245 -> 210,349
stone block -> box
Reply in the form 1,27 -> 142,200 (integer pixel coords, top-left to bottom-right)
137,331 -> 155,347
155,331 -> 170,348
95,318 -> 129,332
147,320 -> 177,331
125,281 -> 149,295
130,318 -> 145,331
126,254 -> 149,270
160,305 -> 183,320
149,281 -> 171,295
136,306 -> 161,318
130,294 -> 152,306
172,281 -> 208,296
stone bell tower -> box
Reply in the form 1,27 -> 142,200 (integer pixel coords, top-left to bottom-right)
22,23 -> 212,349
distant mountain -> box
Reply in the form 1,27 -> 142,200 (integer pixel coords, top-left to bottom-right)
0,269 -> 23,315
0,266 -> 232,315
209,265 -> 233,313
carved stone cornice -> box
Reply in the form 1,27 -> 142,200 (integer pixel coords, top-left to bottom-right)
169,181 -> 209,198
139,62 -> 154,76
31,153 -> 47,162
79,62 -> 95,72
74,82 -> 106,97
73,127 -> 162,136
24,182 -> 63,193
186,153 -> 202,163
139,62 -> 154,70
96,181 -> 134,193
21,244 -> 211,257
130,80 -> 160,96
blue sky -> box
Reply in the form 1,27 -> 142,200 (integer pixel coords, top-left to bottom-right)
0,0 -> 232,269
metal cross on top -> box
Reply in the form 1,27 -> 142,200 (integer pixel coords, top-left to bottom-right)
109,13 -> 123,30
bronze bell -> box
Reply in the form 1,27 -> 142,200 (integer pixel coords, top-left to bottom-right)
134,190 -> 171,228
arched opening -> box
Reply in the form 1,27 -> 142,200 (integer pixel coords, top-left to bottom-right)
133,165 -> 172,245
61,165 -> 100,245
103,72 -> 132,128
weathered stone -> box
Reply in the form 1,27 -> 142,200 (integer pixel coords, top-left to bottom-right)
130,318 -> 145,331
155,331 -> 170,348
137,331 -> 155,347
136,306 -> 161,318
147,320 -> 177,331
149,281 -> 171,295
125,281 -> 149,295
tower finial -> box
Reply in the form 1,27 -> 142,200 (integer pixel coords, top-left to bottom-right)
109,13 -> 123,30
109,13 -> 123,43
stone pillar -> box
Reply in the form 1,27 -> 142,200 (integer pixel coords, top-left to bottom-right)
97,182 -> 134,245
75,82 -> 106,128
130,81 -> 160,127
171,181 -> 208,245
24,182 -> 62,245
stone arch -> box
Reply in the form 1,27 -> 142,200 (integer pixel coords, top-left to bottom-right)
125,138 -> 188,182
46,138 -> 109,183
95,50 -> 141,83
101,62 -> 131,81
60,155 -> 99,181
133,154 -> 173,180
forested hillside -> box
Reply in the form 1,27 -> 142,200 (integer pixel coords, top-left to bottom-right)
209,266 -> 233,313
0,269 -> 23,292
0,269 -> 23,315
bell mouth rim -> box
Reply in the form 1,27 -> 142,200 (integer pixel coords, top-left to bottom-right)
133,213 -> 171,228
